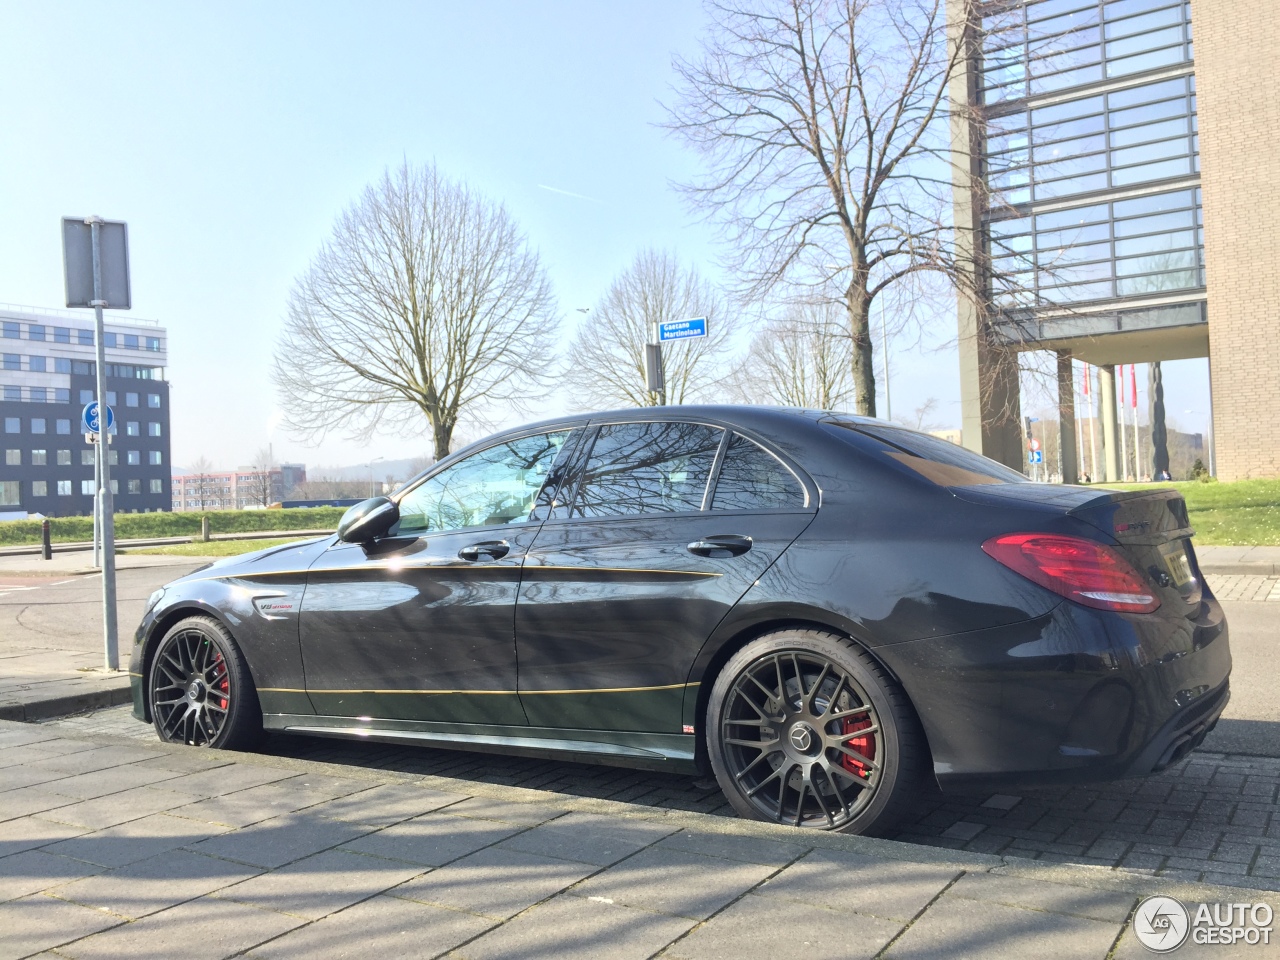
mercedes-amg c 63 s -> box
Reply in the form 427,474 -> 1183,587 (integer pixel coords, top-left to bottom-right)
131,407 -> 1231,835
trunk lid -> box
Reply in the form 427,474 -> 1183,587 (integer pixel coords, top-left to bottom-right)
1066,487 -> 1201,608
955,484 -> 1203,609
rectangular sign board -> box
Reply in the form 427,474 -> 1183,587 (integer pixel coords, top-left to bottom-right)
658,317 -> 707,342
63,218 -> 132,310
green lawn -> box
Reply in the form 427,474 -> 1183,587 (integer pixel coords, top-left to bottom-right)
122,537 -> 317,558
1100,478 -> 1280,545
0,507 -> 345,547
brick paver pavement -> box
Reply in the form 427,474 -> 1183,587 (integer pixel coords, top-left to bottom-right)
43,703 -> 1280,896
5,718 -> 1279,960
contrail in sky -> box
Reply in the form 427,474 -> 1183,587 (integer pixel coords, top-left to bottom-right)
537,184 -> 602,203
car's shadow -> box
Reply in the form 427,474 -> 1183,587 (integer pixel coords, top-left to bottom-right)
258,731 -> 737,816
256,727 -> 1280,891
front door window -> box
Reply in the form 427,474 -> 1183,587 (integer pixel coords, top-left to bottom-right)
396,430 -> 572,534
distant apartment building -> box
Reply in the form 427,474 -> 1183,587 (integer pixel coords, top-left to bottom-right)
172,463 -> 306,511
0,304 -> 171,516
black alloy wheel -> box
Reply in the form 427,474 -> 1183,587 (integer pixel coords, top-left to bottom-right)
707,629 -> 926,834
149,616 -> 262,750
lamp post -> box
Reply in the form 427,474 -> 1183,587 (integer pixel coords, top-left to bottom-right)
368,456 -> 384,498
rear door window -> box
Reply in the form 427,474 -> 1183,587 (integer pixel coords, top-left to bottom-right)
828,420 -> 1028,486
711,432 -> 807,511
569,421 -> 722,518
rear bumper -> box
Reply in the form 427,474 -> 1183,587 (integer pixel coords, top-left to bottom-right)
876,593 -> 1231,788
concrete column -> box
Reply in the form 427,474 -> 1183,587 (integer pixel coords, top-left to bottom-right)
1099,364 -> 1120,483
1056,350 -> 1078,484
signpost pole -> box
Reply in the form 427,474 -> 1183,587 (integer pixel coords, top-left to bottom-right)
92,440 -> 101,568
88,216 -> 119,671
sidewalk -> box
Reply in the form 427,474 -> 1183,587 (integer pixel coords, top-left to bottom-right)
2,718 -> 1276,960
0,551 -> 209,578
1196,544 -> 1280,576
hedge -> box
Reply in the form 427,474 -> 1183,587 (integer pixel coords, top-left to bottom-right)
0,507 -> 347,547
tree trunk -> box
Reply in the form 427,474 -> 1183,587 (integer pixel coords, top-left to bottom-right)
432,417 -> 454,463
846,284 -> 877,418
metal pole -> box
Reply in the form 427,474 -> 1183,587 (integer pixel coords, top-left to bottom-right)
92,440 -> 101,568
1130,364 -> 1142,481
881,306 -> 891,422
88,216 -> 119,671
1121,363 -> 1131,481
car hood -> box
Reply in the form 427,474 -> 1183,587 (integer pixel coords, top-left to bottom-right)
172,536 -> 334,584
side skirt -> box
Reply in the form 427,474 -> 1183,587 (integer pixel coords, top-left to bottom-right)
262,713 -> 699,774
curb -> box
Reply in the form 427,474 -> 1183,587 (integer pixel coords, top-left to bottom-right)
0,683 -> 133,723
1199,562 -> 1280,576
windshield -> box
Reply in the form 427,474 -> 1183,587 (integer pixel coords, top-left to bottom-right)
826,420 -> 1029,486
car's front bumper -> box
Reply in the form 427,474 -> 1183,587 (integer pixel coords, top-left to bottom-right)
875,592 -> 1231,788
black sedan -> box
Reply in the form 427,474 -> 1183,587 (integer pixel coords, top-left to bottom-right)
130,407 -> 1230,835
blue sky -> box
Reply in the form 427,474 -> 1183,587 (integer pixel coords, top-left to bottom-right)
0,2 -> 1207,472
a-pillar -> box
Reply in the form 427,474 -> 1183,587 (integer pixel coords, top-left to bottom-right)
1098,364 -> 1120,482
1057,350 -> 1078,484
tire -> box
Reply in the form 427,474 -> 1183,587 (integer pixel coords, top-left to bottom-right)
706,629 -> 927,835
148,615 -> 263,750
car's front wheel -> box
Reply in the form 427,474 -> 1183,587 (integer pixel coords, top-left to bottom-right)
149,616 -> 262,749
706,629 -> 927,834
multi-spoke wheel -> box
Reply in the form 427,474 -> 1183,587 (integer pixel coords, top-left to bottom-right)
706,629 -> 926,835
149,616 -> 261,750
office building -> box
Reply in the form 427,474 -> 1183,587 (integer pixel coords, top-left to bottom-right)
0,304 -> 170,516
949,0 -> 1280,480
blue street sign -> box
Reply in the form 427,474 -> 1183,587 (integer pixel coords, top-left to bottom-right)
82,401 -> 114,435
658,317 -> 707,342
1028,450 -> 1043,464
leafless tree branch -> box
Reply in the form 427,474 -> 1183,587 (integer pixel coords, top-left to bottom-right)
272,161 -> 559,460
564,250 -> 735,409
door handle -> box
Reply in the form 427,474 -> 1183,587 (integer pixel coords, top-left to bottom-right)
687,535 -> 753,558
458,540 -> 510,562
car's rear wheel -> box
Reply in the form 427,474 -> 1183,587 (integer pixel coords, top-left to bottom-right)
149,616 -> 262,750
706,629 -> 926,835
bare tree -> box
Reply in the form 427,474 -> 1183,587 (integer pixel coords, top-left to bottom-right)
897,396 -> 940,432
729,300 -> 853,408
289,473 -> 368,501
273,161 -> 560,460
186,456 -> 214,511
666,0 -> 972,417
564,250 -> 733,408
242,447 -> 278,508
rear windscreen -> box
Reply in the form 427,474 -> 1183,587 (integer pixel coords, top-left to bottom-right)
826,420 -> 1028,486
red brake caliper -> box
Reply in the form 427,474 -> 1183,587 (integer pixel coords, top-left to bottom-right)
840,717 -> 875,778
213,652 -> 229,709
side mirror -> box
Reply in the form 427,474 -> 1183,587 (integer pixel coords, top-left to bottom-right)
336,497 -> 400,544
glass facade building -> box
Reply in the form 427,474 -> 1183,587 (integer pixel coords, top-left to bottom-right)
978,0 -> 1204,326
949,0 -> 1215,477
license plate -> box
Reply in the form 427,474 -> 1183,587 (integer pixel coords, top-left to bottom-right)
1159,542 -> 1195,589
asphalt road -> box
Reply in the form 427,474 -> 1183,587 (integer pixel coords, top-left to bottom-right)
0,562 -> 207,660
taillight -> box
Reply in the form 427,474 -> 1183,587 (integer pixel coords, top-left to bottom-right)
981,532 -> 1160,614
